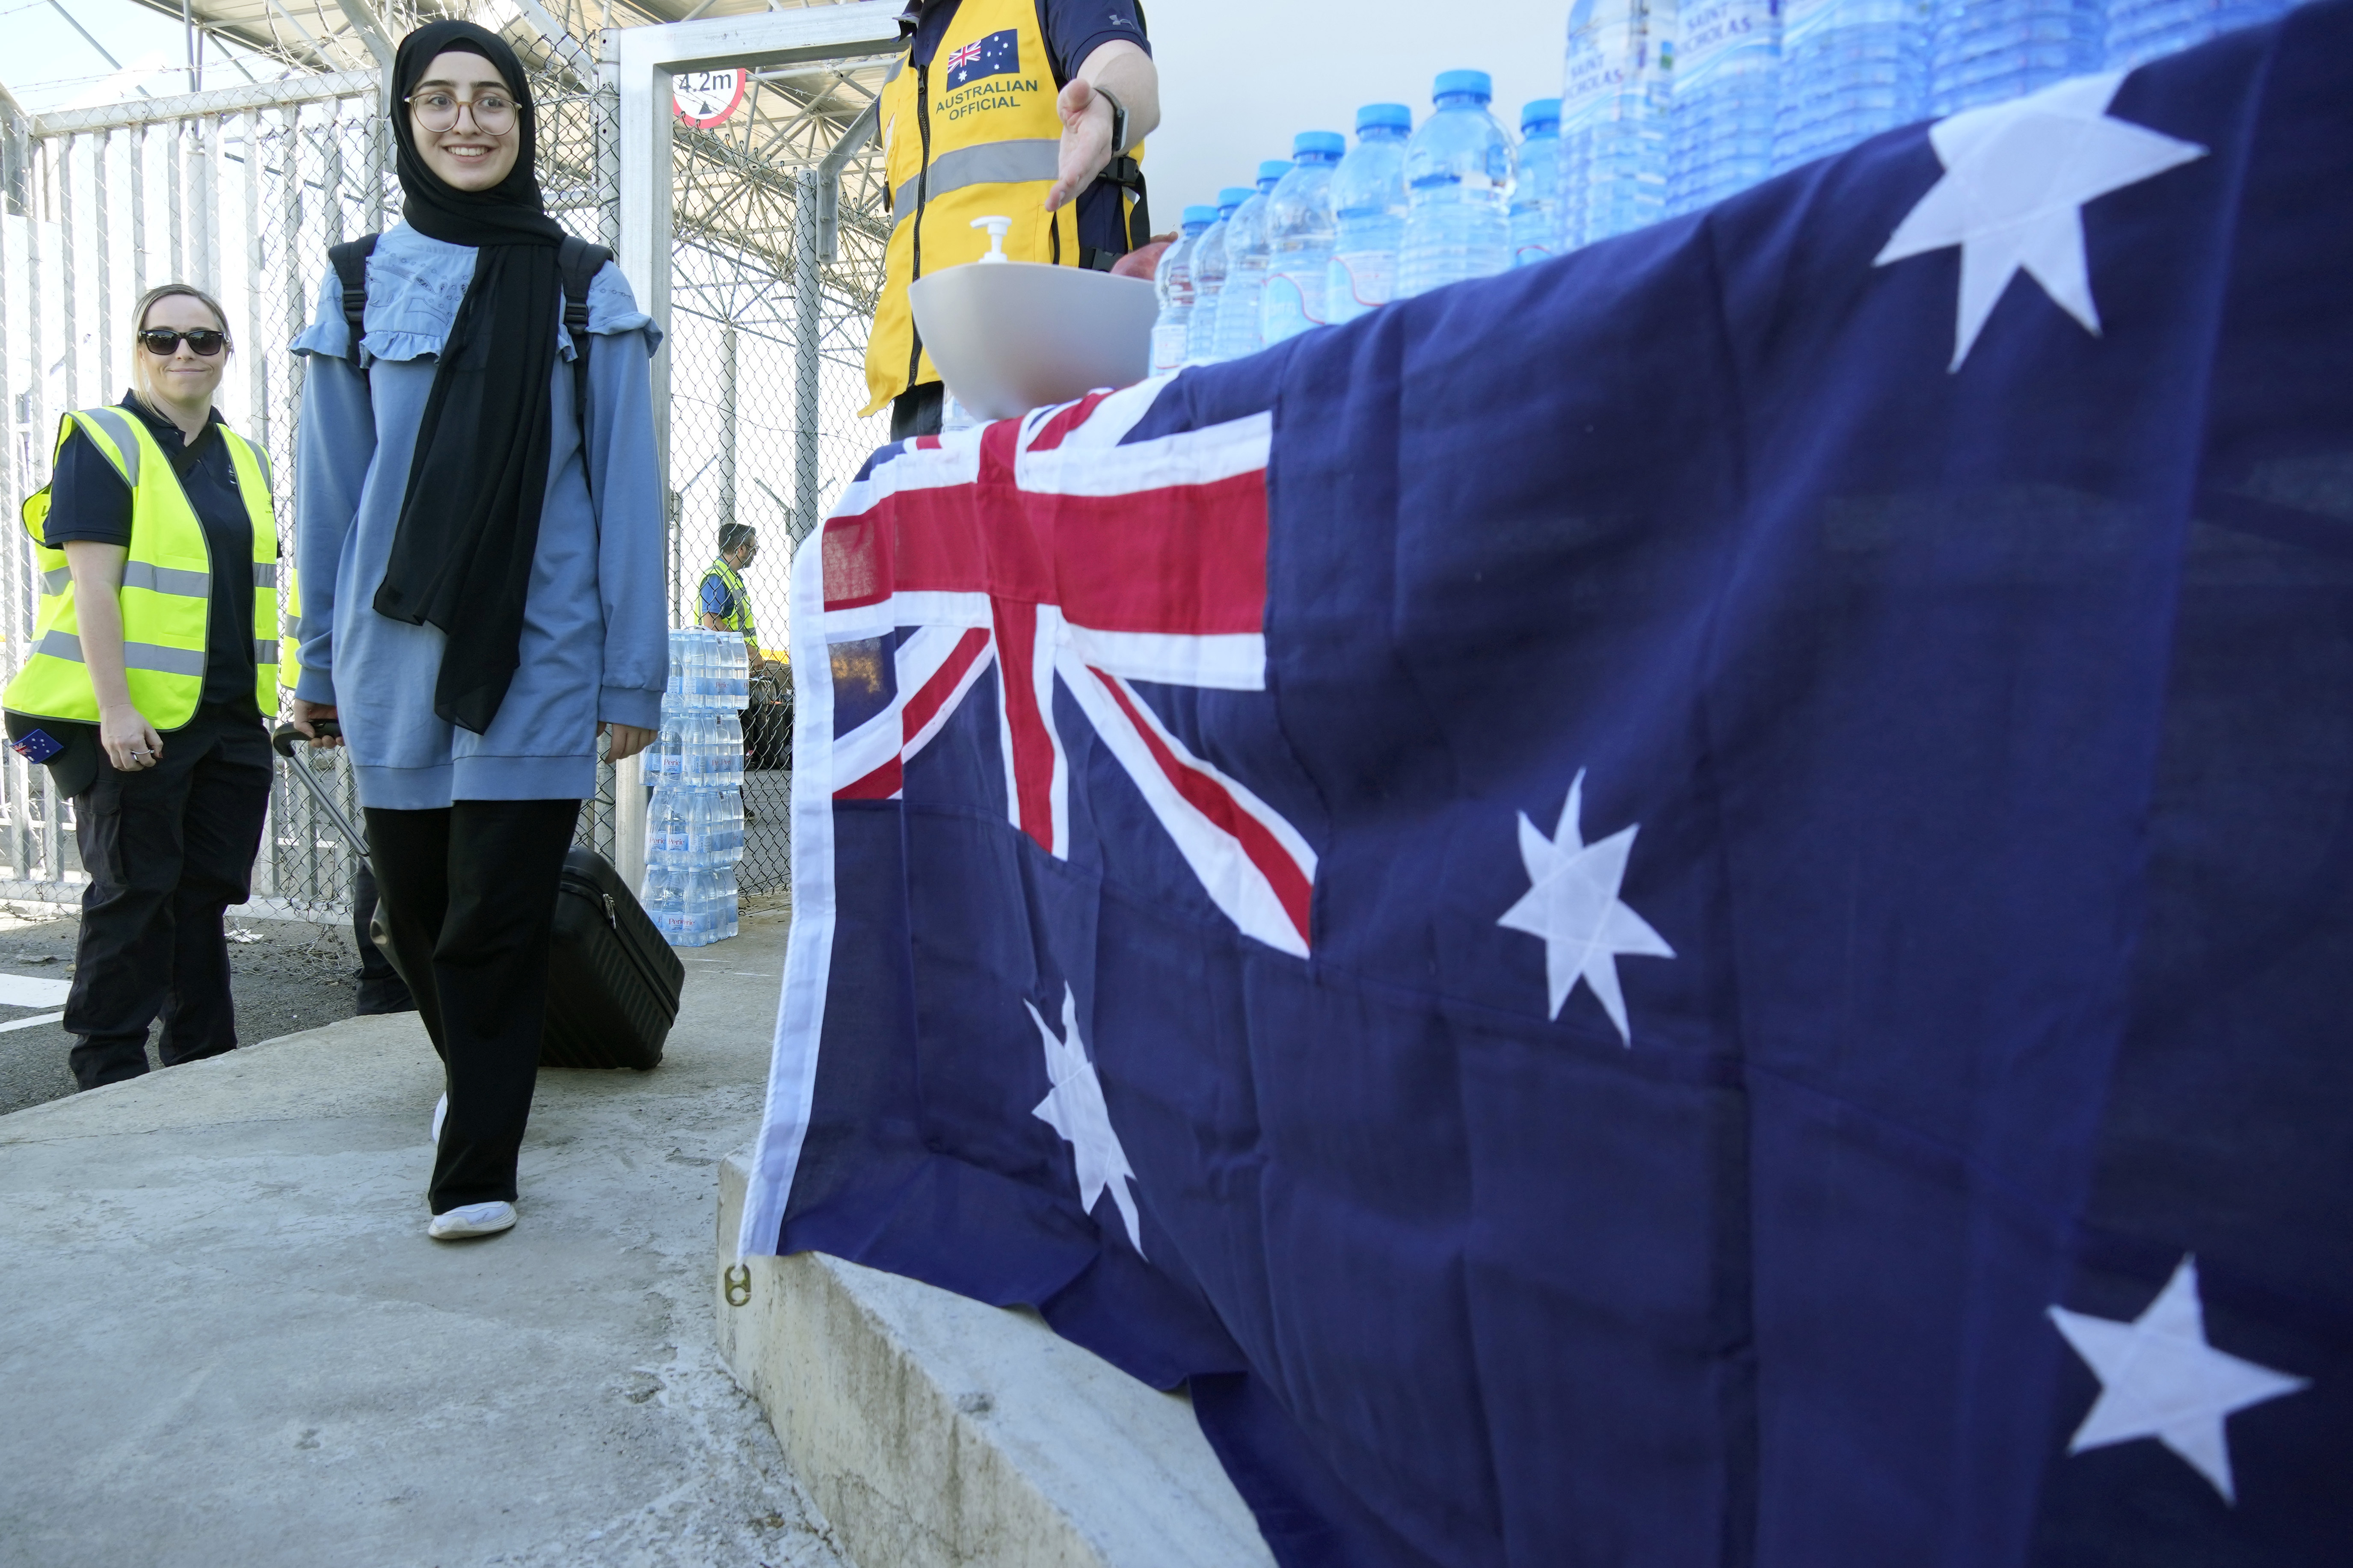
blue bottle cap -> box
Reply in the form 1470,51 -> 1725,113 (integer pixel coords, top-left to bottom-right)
1182,204 -> 1218,227
1357,102 -> 1413,133
1433,69 -> 1493,102
1217,186 -> 1255,210
1521,97 -> 1562,130
1292,130 -> 1346,158
1257,160 -> 1295,184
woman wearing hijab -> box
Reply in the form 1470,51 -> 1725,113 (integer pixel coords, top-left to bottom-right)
288,21 -> 664,1241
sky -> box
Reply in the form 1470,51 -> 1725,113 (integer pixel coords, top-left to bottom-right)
0,0 -> 264,113
1144,0 -> 1571,220
8,0 -> 1577,189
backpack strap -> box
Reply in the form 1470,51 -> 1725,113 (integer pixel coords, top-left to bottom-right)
327,234 -> 380,370
558,235 -> 616,497
1079,157 -> 1151,271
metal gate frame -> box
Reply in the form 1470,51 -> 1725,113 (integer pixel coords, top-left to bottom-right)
606,0 -> 902,894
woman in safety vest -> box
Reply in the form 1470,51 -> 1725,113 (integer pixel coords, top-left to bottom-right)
287,20 -> 666,1242
2,283 -> 279,1092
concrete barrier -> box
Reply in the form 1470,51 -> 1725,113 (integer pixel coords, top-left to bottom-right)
715,1148 -> 1275,1568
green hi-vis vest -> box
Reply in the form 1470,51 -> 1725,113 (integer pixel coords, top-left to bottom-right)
2,406 -> 280,729
702,556 -> 756,638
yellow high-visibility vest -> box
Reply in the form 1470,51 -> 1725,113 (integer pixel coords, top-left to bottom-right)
863,0 -> 1144,415
700,556 -> 756,638
3,406 -> 280,728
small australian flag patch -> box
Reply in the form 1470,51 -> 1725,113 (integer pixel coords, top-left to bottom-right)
942,27 -> 1019,89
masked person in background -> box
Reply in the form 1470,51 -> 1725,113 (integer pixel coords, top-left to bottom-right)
2,284 -> 277,1092
868,0 -> 1162,438
287,20 -> 665,1242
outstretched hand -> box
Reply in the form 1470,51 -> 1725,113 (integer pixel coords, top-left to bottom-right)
1046,77 -> 1115,213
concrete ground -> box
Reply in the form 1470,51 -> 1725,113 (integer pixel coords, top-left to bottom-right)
0,910 -> 378,1117
0,910 -> 846,1568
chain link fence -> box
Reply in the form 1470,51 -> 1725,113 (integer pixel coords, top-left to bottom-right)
0,36 -> 889,920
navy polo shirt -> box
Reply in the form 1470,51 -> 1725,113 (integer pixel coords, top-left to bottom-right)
899,0 -> 1153,259
44,395 -> 259,712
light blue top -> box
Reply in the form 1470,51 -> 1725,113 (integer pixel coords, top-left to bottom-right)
290,223 -> 668,810
1434,69 -> 1494,102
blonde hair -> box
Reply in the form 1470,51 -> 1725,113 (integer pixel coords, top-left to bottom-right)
129,283 -> 231,413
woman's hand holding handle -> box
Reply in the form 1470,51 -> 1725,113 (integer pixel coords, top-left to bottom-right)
290,698 -> 341,748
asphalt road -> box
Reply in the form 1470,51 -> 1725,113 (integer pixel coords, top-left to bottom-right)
0,913 -> 381,1117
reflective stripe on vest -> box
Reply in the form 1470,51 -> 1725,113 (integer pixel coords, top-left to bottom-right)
34,628 -> 208,678
2,408 -> 281,729
891,139 -> 1063,228
863,0 -> 1142,416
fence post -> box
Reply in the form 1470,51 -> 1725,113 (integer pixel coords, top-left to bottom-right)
59,138 -> 77,417
720,322 -> 737,531
94,131 -> 113,398
792,167 -> 821,550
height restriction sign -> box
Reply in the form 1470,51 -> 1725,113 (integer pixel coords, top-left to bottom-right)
673,68 -> 747,128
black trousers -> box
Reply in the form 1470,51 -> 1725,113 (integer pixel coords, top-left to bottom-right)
890,381 -> 945,441
365,799 -> 576,1213
65,701 -> 272,1090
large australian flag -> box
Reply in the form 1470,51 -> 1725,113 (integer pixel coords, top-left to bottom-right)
744,8 -> 2353,1564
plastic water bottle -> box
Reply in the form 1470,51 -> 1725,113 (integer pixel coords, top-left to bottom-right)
1399,71 -> 1516,299
1186,188 -> 1251,363
717,712 -> 744,787
1510,101 -> 1563,266
1262,133 -> 1343,345
1669,0 -> 1781,214
1325,105 -> 1412,326
647,783 -> 682,861
1929,0 -> 2102,113
1774,0 -> 1932,171
1560,0 -> 1674,249
2104,0 -> 2285,68
1151,207 -> 1216,373
1215,160 -> 1292,361
644,863 -> 682,941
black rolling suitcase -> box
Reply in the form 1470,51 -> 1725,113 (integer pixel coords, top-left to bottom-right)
273,726 -> 683,1070
541,844 -> 681,1069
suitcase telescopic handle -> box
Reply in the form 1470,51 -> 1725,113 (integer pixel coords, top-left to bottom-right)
269,722 -> 371,861
270,719 -> 340,756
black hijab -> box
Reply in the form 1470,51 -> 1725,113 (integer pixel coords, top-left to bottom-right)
375,21 -> 570,734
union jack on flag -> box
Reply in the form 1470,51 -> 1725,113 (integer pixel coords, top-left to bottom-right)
815,385 -> 1315,955
940,38 -> 981,74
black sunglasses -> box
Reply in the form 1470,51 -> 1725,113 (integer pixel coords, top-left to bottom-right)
138,328 -> 229,357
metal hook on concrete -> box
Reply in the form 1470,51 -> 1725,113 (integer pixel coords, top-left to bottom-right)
723,1263 -> 751,1308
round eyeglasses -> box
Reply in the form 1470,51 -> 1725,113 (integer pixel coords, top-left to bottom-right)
406,90 -> 519,135
138,328 -> 229,357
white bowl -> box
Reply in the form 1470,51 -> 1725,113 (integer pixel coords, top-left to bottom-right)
908,260 -> 1159,422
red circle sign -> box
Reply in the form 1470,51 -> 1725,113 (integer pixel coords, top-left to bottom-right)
674,68 -> 747,129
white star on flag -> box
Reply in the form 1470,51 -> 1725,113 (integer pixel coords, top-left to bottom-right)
1026,986 -> 1144,1256
1875,71 -> 2206,370
2048,1254 -> 2309,1503
1497,770 -> 1675,1045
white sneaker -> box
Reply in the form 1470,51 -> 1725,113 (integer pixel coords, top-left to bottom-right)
427,1201 -> 516,1240
430,1092 -> 447,1144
